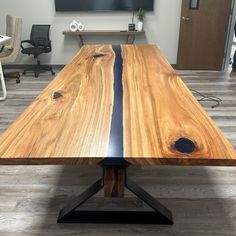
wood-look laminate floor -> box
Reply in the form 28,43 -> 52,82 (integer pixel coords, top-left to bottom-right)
0,70 -> 236,235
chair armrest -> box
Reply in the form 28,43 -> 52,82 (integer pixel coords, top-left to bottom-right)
21,40 -> 34,50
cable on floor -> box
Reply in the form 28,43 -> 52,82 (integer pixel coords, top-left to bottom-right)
190,89 -> 222,108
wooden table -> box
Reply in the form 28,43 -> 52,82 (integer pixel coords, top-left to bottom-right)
0,35 -> 11,101
63,30 -> 145,47
0,45 -> 235,224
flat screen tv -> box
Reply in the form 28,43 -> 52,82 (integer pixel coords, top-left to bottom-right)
55,0 -> 154,11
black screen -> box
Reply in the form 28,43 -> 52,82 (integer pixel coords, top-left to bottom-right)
55,0 -> 154,11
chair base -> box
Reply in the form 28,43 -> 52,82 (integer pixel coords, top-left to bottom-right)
3,70 -> 21,83
23,60 -> 55,78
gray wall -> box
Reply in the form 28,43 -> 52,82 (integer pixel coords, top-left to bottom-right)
0,0 -> 182,65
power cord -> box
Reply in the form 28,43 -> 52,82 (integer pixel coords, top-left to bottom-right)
190,89 -> 222,108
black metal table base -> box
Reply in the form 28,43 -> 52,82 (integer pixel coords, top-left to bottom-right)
58,211 -> 172,224
57,163 -> 174,224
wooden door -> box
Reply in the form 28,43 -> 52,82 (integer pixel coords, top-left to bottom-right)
176,0 -> 232,70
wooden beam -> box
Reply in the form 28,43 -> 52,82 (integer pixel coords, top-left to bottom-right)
103,167 -> 126,198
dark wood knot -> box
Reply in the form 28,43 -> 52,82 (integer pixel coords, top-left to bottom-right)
93,54 -> 106,59
174,138 -> 196,154
52,91 -> 62,100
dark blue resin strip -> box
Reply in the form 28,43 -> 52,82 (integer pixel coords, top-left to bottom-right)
106,45 -> 124,159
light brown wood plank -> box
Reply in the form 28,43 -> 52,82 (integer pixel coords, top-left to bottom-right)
0,45 -> 115,164
122,45 -> 236,165
103,167 -> 126,198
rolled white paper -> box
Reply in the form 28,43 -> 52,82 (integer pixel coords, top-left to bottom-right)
77,23 -> 84,31
69,20 -> 79,32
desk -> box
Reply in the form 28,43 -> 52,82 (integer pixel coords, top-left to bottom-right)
0,45 -> 235,224
0,35 -> 11,101
63,30 -> 145,47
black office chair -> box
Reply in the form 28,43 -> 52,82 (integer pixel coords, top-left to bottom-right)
21,25 -> 55,78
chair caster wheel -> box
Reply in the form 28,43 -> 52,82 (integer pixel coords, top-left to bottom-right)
16,78 -> 20,84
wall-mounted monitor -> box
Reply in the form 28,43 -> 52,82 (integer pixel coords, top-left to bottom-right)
55,0 -> 154,11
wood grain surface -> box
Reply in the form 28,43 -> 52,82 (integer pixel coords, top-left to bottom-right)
103,167 -> 126,198
0,45 -> 115,164
122,45 -> 236,165
0,44 -> 235,166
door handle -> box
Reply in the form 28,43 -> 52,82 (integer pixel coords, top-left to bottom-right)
182,16 -> 190,21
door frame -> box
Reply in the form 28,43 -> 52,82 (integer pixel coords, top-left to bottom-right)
177,0 -> 235,71
224,0 -> 236,70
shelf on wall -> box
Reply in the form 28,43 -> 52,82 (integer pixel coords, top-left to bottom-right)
62,30 -> 145,46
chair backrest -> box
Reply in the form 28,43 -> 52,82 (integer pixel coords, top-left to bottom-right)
6,15 -> 22,48
30,25 -> 51,47
1,15 -> 22,64
6,15 -> 14,47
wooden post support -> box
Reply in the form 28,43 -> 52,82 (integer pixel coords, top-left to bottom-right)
103,167 -> 126,198
127,34 -> 135,44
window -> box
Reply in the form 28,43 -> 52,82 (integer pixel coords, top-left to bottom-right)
189,0 -> 199,10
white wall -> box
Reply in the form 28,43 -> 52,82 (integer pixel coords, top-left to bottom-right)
0,0 -> 182,64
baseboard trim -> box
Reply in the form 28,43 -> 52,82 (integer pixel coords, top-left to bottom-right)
3,64 -> 65,70
4,64 -> 176,71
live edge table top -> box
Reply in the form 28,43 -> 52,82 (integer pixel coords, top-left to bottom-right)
0,45 -> 235,166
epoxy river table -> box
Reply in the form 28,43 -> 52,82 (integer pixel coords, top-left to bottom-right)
0,45 -> 235,224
